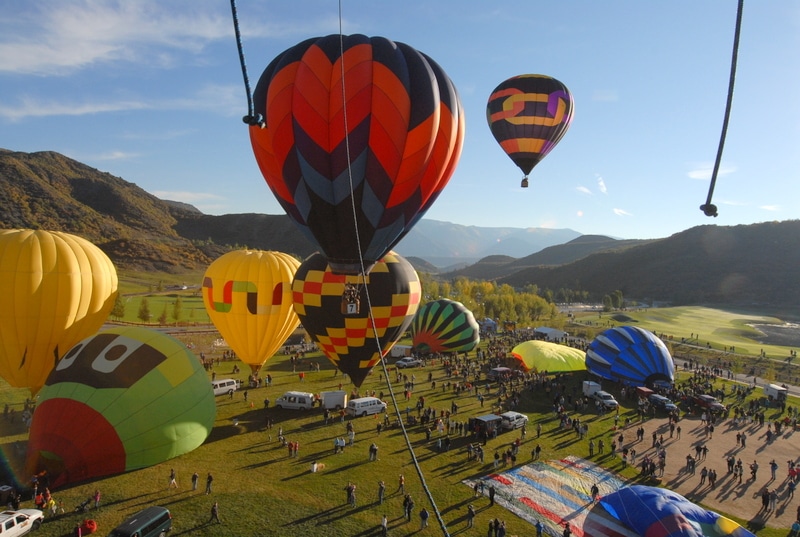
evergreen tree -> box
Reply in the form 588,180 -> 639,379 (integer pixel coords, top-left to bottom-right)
173,296 -> 183,323
110,294 -> 126,320
137,298 -> 151,323
158,305 -> 168,325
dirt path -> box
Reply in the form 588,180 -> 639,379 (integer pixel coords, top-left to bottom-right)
616,412 -> 798,531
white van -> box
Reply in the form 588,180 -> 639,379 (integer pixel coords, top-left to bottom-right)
211,378 -> 241,396
345,397 -> 387,417
499,411 -> 529,430
275,391 -> 315,410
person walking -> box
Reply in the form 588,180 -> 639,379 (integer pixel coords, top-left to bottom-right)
168,469 -> 178,489
419,507 -> 429,530
209,501 -> 221,524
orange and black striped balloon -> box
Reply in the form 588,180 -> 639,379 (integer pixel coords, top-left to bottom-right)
291,251 -> 420,387
486,74 -> 574,179
250,35 -> 464,274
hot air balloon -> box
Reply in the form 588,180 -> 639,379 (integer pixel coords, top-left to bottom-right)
292,251 -> 420,386
0,229 -> 118,394
26,326 -> 216,487
511,340 -> 586,373
486,74 -> 574,187
202,250 -> 300,375
250,34 -> 465,274
411,299 -> 479,354
585,326 -> 675,388
599,485 -> 756,537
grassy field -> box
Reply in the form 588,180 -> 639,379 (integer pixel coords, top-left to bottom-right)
1,305 -> 798,536
571,306 -> 800,385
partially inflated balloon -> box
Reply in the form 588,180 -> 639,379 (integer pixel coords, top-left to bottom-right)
0,230 -> 118,394
586,326 -> 675,387
411,299 -> 479,354
486,74 -> 574,187
250,34 -> 465,274
26,327 -> 216,487
202,250 -> 300,374
292,252 -> 420,386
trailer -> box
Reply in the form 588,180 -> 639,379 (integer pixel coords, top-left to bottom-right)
320,390 -> 348,410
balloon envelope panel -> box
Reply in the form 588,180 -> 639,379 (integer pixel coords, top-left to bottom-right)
250,34 -> 464,273
600,485 -> 756,537
203,250 -> 300,374
292,252 -> 420,386
411,299 -> 479,353
486,74 -> 574,177
586,326 -> 675,387
511,340 -> 586,372
0,229 -> 118,393
26,326 -> 216,487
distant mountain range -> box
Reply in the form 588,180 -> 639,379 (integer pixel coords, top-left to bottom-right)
2,148 -> 798,308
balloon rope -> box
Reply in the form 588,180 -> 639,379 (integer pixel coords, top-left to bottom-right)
336,2 -> 450,535
701,0 -> 743,218
229,0 -> 263,127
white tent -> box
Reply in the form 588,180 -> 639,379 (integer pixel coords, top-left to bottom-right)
534,326 -> 567,341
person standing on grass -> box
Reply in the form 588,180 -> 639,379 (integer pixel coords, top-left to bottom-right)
205,472 -> 213,494
209,501 -> 221,524
419,507 -> 429,529
168,468 -> 177,489
191,472 -> 199,491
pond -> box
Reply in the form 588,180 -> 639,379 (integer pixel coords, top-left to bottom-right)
750,322 -> 800,348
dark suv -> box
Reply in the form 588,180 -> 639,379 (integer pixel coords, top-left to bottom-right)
648,394 -> 678,412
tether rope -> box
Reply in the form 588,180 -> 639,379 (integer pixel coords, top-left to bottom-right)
229,0 -> 263,127
229,1 -> 449,533
701,0 -> 744,218
334,1 -> 450,534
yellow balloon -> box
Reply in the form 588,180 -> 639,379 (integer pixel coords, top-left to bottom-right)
202,250 -> 300,374
0,230 -> 118,394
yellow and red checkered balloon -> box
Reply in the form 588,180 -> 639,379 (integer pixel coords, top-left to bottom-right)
292,251 -> 420,386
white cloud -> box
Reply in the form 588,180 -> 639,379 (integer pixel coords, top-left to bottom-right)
0,1 -> 234,75
613,208 -> 632,217
591,90 -> 618,102
596,175 -> 607,194
151,191 -> 225,203
0,84 -> 240,121
0,97 -> 150,121
575,186 -> 592,195
92,151 -> 138,161
759,205 -> 781,212
687,162 -> 737,180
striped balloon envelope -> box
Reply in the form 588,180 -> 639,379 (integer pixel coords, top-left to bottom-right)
250,34 -> 465,274
411,299 -> 479,354
486,74 -> 574,186
585,325 -> 675,388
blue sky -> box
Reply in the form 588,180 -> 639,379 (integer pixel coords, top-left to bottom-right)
1,1 -> 798,240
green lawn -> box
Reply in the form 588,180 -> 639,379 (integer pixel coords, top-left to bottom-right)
1,305 -> 797,536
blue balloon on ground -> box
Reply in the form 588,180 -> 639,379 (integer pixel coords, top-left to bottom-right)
585,325 -> 674,387
600,485 -> 755,537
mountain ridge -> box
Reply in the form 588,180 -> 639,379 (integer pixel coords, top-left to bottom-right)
1,149 -> 797,308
